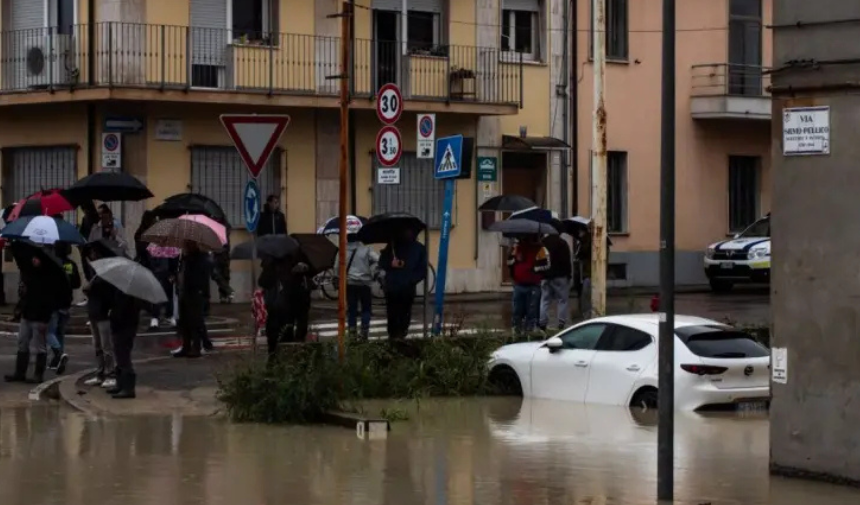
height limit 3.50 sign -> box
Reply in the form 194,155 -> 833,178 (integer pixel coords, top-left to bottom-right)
376,83 -> 403,125
376,125 -> 402,167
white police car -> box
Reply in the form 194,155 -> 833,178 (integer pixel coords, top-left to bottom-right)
703,215 -> 770,292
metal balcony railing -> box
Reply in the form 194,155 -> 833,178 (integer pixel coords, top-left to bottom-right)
0,23 -> 524,106
691,63 -> 771,97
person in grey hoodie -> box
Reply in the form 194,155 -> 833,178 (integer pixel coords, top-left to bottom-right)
334,234 -> 379,340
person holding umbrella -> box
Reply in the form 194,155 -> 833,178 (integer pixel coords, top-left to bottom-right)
507,234 -> 550,334
87,256 -> 169,399
81,241 -> 120,389
379,228 -> 427,341
4,242 -> 67,384
332,219 -> 378,340
174,242 -> 211,358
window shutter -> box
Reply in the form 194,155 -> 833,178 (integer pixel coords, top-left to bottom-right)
503,0 -> 540,12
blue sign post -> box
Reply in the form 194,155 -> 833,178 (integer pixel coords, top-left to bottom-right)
432,135 -> 464,336
244,179 -> 261,232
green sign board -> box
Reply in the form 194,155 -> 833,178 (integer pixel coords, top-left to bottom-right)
477,156 -> 498,182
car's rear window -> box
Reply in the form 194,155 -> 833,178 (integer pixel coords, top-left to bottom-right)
677,326 -> 769,358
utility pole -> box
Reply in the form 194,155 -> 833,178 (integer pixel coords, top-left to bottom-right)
590,0 -> 608,317
657,0 -> 676,500
335,1 -> 353,363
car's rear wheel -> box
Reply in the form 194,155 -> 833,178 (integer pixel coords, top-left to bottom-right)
489,366 -> 523,396
709,279 -> 734,293
630,387 -> 659,410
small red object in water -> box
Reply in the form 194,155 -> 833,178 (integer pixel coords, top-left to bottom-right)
650,295 -> 660,312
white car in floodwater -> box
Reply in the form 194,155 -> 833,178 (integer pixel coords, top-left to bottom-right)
487,314 -> 771,411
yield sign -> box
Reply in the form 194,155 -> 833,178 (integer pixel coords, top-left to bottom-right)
220,114 -> 291,178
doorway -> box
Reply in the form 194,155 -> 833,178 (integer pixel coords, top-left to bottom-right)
373,10 -> 399,92
500,151 -> 547,284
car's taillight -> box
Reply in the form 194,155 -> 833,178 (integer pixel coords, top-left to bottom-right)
680,364 -> 728,376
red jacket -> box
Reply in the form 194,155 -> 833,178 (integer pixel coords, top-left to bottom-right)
508,243 -> 549,286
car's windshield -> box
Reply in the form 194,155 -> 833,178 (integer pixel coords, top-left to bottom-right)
738,218 -> 769,238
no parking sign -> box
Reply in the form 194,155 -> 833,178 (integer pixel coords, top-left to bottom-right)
417,113 -> 436,159
101,133 -> 122,170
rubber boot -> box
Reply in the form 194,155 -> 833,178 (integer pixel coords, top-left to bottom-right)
4,351 -> 29,382
28,353 -> 47,384
111,371 -> 136,399
106,368 -> 123,395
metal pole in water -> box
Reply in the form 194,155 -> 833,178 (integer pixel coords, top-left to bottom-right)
590,0 -> 608,318
657,0 -> 676,500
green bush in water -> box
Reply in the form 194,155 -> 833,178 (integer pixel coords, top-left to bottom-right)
216,332 -> 541,424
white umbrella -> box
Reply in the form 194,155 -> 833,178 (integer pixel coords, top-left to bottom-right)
0,215 -> 85,244
89,257 -> 168,304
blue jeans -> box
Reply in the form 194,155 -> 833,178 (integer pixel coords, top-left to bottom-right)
347,284 -> 372,332
512,284 -> 540,333
47,309 -> 70,353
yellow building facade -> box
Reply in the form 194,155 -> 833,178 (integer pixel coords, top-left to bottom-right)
0,0 -> 567,299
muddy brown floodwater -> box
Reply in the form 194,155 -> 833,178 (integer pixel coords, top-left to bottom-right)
0,398 -> 857,505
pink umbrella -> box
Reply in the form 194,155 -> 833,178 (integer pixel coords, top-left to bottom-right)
179,214 -> 228,245
147,243 -> 181,259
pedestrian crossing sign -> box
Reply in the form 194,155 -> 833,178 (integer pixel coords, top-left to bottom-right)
434,134 -> 464,179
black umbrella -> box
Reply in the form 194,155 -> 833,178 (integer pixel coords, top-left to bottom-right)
291,233 -> 338,272
479,195 -> 537,212
489,219 -> 558,235
64,172 -> 154,205
357,212 -> 426,245
231,234 -> 300,260
152,193 -> 229,225
558,216 -> 591,236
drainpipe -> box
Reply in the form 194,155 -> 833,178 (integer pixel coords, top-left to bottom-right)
560,0 -> 570,217
87,0 -> 95,85
571,0 -> 579,215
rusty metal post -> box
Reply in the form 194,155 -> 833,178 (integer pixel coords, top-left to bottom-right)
336,1 -> 352,363
590,0 -> 608,317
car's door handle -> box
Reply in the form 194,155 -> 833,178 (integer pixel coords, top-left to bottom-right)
626,365 -> 641,372
575,361 -> 589,367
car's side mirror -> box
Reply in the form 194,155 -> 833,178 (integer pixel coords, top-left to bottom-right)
545,336 -> 563,353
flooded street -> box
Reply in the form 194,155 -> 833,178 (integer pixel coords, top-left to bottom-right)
1,398 -> 856,505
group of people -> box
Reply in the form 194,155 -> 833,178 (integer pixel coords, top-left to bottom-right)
259,222 -> 427,362
506,224 -> 599,333
2,201 -> 241,399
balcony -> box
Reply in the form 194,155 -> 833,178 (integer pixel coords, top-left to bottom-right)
690,63 -> 771,121
0,23 -> 523,114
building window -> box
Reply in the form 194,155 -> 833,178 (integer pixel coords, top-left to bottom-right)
607,151 -> 627,234
2,146 -> 78,221
407,11 -> 444,54
728,0 -> 762,95
501,0 -> 542,61
590,0 -> 629,61
372,153 -> 448,229
728,155 -> 760,233
190,146 -> 282,228
231,0 -> 278,44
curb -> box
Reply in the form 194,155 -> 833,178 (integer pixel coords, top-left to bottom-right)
53,355 -> 173,418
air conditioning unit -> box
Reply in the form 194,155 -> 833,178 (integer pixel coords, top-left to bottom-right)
25,34 -> 79,89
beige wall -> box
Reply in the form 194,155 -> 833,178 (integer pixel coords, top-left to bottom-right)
575,0 -> 773,255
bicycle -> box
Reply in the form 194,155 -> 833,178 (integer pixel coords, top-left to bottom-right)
317,263 -> 437,301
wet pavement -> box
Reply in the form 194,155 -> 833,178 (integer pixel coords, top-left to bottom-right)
2,399 -> 859,504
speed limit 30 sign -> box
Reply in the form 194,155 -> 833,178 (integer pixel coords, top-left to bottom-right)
376,125 -> 402,167
376,83 -> 403,125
